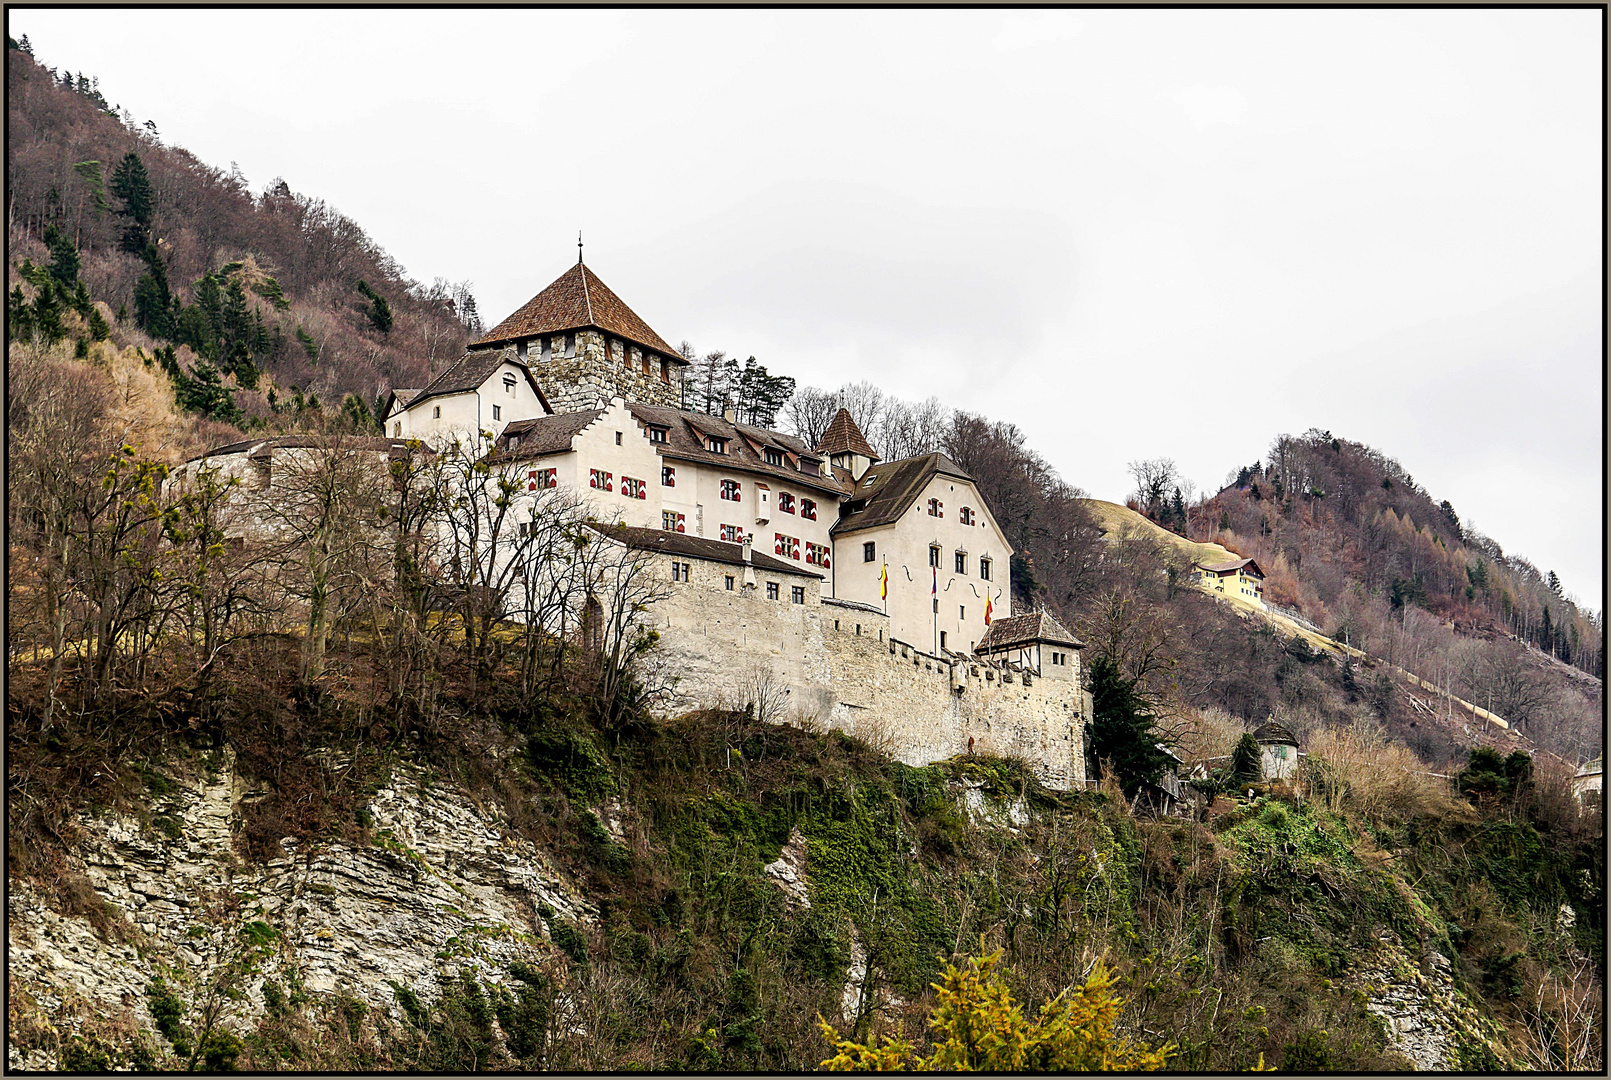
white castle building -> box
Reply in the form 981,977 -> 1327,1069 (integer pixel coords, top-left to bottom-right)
178,258 -> 1093,787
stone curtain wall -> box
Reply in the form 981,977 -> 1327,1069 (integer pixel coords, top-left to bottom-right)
529,332 -> 682,413
647,561 -> 1087,790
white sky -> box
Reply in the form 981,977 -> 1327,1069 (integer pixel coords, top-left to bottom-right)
13,9 -> 1604,604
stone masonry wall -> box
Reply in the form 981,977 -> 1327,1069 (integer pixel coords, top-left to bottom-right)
647,563 -> 1087,790
528,330 -> 683,413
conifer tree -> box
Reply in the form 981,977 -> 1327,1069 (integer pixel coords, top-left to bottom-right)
1229,733 -> 1262,785
1088,655 -> 1173,796
110,151 -> 155,253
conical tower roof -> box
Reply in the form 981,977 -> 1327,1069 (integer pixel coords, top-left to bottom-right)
814,407 -> 879,461
474,262 -> 681,359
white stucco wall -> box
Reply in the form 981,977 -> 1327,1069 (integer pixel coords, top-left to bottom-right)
833,473 -> 1012,654
392,359 -> 548,455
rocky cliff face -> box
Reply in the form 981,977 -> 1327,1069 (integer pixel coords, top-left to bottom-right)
7,749 -> 594,1071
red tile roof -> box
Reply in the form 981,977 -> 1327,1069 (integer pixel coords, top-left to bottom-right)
473,262 -> 682,359
814,408 -> 879,460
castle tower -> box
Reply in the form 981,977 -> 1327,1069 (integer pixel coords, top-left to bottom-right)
472,261 -> 688,412
814,407 -> 881,482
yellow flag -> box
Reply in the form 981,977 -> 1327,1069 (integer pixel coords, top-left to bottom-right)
880,562 -> 888,599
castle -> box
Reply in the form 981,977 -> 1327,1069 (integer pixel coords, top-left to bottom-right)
180,259 -> 1092,789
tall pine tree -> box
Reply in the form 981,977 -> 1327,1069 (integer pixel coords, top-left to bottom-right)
1087,655 -> 1174,796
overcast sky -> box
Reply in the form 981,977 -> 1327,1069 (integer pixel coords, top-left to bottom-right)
14,9 -> 1604,603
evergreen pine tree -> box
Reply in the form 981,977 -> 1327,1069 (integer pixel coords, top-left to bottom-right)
44,224 -> 80,289
1087,655 -> 1173,796
1229,733 -> 1262,785
110,152 -> 155,253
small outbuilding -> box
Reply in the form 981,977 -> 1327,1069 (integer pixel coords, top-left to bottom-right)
1253,719 -> 1301,781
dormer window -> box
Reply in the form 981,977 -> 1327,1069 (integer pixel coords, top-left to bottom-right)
764,447 -> 783,467
706,436 -> 728,454
800,459 -> 818,476
649,425 -> 668,444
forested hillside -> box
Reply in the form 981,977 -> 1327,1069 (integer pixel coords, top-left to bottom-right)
7,42 -> 478,436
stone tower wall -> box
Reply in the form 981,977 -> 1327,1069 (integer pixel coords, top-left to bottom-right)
531,330 -> 684,412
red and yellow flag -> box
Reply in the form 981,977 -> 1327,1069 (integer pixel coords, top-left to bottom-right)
984,593 -> 993,625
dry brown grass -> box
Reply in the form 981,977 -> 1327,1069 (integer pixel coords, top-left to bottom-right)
1299,724 -> 1473,825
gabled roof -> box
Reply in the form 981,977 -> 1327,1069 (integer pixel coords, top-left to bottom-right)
815,407 -> 879,461
406,348 -> 551,416
486,410 -> 605,462
976,609 -> 1084,653
593,524 -> 824,579
1252,720 -> 1298,746
1195,557 -> 1264,577
829,452 -> 974,537
624,403 -> 846,496
386,388 -> 422,415
473,262 -> 682,359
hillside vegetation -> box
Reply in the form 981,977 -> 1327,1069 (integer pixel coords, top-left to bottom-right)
6,37 -> 1602,1073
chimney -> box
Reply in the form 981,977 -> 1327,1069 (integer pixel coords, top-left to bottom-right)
741,536 -> 752,564
723,402 -> 737,424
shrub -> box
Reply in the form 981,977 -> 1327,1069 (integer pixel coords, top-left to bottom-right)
819,947 -> 1175,1071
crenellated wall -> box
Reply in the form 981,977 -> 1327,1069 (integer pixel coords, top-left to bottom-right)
646,561 -> 1088,789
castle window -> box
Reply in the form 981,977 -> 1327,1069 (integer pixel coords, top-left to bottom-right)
615,431 -> 622,445
960,605 -> 966,620
564,333 -> 576,358
955,551 -> 967,575
504,374 -> 516,394
393,422 -> 402,436
662,510 -> 686,532
720,524 -> 741,543
778,492 -> 795,514
961,506 -> 975,526
527,468 -> 556,491
929,545 -> 941,568
540,337 -> 551,362
940,631 -> 947,650
671,561 -> 690,582
928,498 -> 943,517
433,406 -> 441,419
980,557 -> 992,581
725,575 -> 735,591
661,466 -> 675,486
621,477 -> 646,499
767,582 -> 779,601
720,479 -> 741,501
509,434 -> 522,449
863,542 -> 876,562
659,358 -> 669,382
791,586 -> 805,605
801,498 -> 817,520
801,460 -> 818,476
492,405 -> 501,421
642,352 -> 651,375
706,436 -> 728,454
764,447 -> 783,467
649,425 -> 668,444
589,469 -> 613,491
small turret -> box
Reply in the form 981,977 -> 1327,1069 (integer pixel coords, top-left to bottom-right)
814,407 -> 880,483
